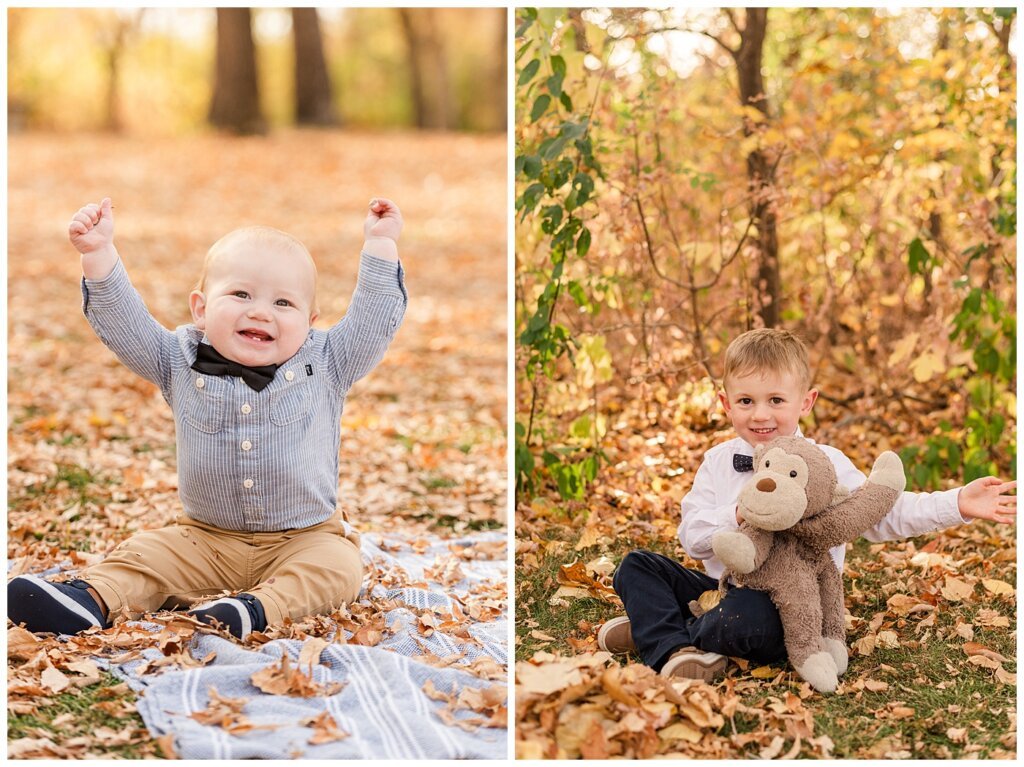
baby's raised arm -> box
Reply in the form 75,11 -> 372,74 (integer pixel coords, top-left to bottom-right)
68,197 -> 119,280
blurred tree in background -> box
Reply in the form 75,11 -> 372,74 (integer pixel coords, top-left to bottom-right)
515,7 -> 1015,500
7,7 -> 506,134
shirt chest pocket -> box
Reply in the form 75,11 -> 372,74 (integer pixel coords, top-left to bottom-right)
270,383 -> 311,426
184,378 -> 227,434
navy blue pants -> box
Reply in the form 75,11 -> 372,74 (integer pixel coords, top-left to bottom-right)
612,549 -> 787,671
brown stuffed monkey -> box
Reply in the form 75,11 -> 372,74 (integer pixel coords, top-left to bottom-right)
708,436 -> 905,693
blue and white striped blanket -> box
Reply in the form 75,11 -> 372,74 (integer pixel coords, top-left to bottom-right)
106,531 -> 508,759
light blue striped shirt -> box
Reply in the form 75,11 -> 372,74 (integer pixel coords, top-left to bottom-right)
82,253 -> 407,532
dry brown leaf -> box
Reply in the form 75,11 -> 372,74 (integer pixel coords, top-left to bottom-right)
303,711 -> 350,745
940,576 -> 975,602
297,637 -> 329,673
7,626 -> 43,661
981,578 -> 1014,597
962,642 -> 1009,663
40,664 -> 70,694
250,652 -> 343,698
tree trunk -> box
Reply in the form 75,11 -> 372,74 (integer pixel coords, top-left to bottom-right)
292,8 -> 338,126
397,8 -> 456,130
734,8 -> 780,328
209,8 -> 265,135
100,10 -> 144,133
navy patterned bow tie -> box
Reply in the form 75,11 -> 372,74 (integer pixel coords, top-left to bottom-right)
191,343 -> 279,392
733,453 -> 754,472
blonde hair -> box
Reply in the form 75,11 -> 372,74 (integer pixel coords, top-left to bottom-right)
723,328 -> 812,390
195,226 -> 319,316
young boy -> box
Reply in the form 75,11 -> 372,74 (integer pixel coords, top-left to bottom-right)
8,196 -> 407,640
599,328 -> 1016,681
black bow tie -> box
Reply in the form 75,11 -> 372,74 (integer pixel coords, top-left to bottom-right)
191,343 -> 279,392
733,453 -> 754,472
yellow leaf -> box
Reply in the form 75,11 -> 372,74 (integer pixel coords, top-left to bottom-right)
751,665 -> 779,679
887,333 -> 919,367
981,579 -> 1014,597
695,589 -> 722,613
890,706 -> 915,719
659,721 -> 702,744
909,350 -> 944,383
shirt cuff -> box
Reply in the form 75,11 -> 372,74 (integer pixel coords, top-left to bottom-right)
81,258 -> 131,311
945,486 -> 969,524
357,251 -> 407,299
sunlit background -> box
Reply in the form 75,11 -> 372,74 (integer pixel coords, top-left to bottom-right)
8,7 -> 506,134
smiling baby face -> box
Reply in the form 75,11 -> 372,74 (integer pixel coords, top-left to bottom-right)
189,227 -> 319,367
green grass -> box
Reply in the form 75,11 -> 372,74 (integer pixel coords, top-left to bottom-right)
7,672 -> 163,758
516,525 -> 1016,758
516,531 -> 681,660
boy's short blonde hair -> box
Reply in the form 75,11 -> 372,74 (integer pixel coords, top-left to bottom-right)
195,226 -> 319,316
722,328 -> 812,390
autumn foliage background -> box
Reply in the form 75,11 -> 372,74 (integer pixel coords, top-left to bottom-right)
7,7 -> 506,758
515,8 -> 1015,759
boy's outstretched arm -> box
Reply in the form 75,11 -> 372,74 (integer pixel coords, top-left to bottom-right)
958,478 -> 1016,524
69,197 -> 119,279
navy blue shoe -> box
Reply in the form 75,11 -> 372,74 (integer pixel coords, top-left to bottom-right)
8,575 -> 109,634
188,593 -> 267,640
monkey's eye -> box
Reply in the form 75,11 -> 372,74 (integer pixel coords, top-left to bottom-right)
790,470 -> 798,478
764,460 -> 770,468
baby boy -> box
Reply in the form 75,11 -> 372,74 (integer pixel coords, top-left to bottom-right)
8,197 -> 407,640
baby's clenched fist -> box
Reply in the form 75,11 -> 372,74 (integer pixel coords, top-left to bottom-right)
364,198 -> 403,243
69,197 -> 115,255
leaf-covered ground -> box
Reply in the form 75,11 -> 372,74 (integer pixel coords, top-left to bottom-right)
7,129 -> 507,757
515,389 -> 1016,759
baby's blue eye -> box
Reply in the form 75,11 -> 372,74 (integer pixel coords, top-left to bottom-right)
275,299 -> 292,307
232,291 -> 249,299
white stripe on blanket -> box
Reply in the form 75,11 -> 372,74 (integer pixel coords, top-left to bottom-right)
102,530 -> 507,759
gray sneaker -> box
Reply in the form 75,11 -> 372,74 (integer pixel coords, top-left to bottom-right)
596,616 -> 635,653
659,646 -> 728,682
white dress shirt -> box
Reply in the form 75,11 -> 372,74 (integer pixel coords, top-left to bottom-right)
677,430 -> 967,580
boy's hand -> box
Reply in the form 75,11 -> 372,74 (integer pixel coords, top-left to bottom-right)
958,477 -> 1016,524
361,198 -> 402,262
69,198 -> 114,254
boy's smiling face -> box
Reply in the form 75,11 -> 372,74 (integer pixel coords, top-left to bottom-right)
719,368 -> 818,446
189,238 -> 318,367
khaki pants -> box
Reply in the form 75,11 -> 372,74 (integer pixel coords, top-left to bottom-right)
81,513 -> 362,626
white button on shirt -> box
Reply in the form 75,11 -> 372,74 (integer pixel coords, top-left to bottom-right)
241,403 -> 252,414
241,440 -> 252,451
243,478 -> 254,489
285,370 -> 295,381
195,377 -> 205,389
